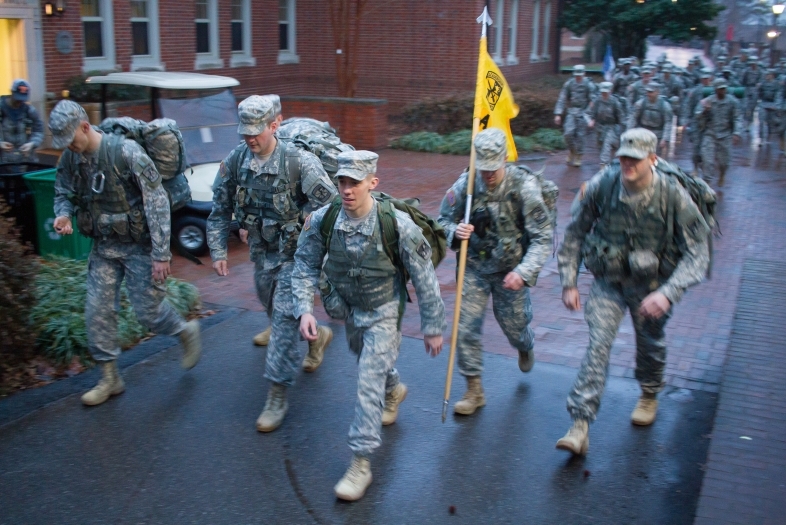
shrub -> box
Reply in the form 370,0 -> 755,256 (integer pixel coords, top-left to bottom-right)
29,257 -> 202,365
392,128 -> 565,156
0,197 -> 39,367
65,71 -> 149,103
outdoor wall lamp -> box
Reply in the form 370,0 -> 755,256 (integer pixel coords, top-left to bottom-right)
43,0 -> 65,16
774,3 -> 785,16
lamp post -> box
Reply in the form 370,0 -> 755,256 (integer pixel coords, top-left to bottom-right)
773,2 -> 785,66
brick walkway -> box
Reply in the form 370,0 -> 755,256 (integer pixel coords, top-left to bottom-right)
170,137 -> 786,524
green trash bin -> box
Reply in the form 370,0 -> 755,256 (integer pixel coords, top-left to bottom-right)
23,169 -> 93,260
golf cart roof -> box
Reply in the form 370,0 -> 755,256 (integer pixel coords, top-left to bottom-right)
85,72 -> 239,90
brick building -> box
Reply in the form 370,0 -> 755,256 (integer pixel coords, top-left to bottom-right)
3,0 -> 559,147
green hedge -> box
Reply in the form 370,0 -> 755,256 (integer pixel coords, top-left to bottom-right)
391,128 -> 565,155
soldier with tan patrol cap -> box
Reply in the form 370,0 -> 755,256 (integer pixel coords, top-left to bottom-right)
556,128 -> 710,456
555,64 -> 596,167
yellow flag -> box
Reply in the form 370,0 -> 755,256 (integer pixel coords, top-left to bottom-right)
473,36 -> 519,161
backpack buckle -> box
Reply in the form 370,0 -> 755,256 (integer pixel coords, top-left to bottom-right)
91,172 -> 105,194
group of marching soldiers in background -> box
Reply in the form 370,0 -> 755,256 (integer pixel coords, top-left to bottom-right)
556,48 -> 786,187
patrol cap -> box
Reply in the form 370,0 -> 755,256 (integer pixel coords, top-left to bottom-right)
11,79 -> 30,102
474,128 -> 507,171
749,56 -> 759,63
645,82 -> 661,92
641,66 -> 653,75
262,94 -> 282,119
713,77 -> 728,90
599,81 -> 612,93
662,64 -> 673,73
335,150 -> 379,181
616,128 -> 657,160
700,68 -> 713,79
767,68 -> 778,75
573,64 -> 586,76
49,100 -> 89,149
237,95 -> 276,136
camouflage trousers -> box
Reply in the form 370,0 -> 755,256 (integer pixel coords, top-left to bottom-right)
595,124 -> 620,164
346,313 -> 401,457
700,134 -> 732,182
457,266 -> 535,377
256,259 -> 304,387
759,108 -> 783,140
86,247 -> 186,362
564,111 -> 588,155
744,93 -> 757,124
566,279 -> 670,422
688,127 -> 703,170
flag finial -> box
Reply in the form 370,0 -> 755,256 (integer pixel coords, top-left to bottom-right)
477,6 -> 493,38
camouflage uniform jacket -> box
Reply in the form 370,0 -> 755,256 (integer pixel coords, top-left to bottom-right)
589,96 -> 625,126
207,138 -> 337,266
741,67 -> 764,88
612,71 -> 638,97
438,166 -> 554,285
54,129 -> 173,261
555,78 -> 597,115
628,96 -> 674,140
694,95 -> 743,138
558,167 -> 709,304
681,84 -> 708,127
0,95 -> 44,162
627,79 -> 651,107
292,201 -> 446,335
757,80 -> 782,108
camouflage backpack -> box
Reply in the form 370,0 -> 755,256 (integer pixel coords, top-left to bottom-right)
277,117 -> 355,181
98,117 -> 191,211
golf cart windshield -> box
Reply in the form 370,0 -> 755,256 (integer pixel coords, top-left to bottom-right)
159,90 -> 240,166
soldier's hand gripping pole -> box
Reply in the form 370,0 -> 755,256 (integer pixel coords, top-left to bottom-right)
443,117 -> 480,423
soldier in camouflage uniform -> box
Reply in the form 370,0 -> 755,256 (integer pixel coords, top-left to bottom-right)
682,69 -> 713,175
555,64 -> 596,167
741,57 -> 765,127
588,82 -> 625,168
0,79 -> 44,165
438,128 -> 554,416
555,128 -> 710,456
50,100 -> 202,406
207,95 -> 338,433
627,66 -> 654,109
292,150 -> 445,501
628,83 -> 673,154
612,59 -> 638,101
757,69 -> 783,144
696,78 -> 743,186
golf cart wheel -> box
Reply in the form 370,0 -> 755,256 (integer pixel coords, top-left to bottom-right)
173,216 -> 208,257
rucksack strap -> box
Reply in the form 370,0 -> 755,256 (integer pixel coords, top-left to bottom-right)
320,197 -> 342,248
281,140 -> 305,206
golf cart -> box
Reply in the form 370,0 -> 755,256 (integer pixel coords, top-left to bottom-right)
85,71 -> 242,256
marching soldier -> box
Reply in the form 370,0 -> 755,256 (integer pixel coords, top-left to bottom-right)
613,59 -> 638,100
555,64 -> 596,167
741,57 -> 765,128
207,95 -> 337,432
695,78 -> 743,186
757,69 -> 783,144
588,82 -> 626,168
555,128 -> 710,456
682,69 -> 714,175
438,128 -> 554,416
627,66 -> 655,108
292,151 -> 445,501
628,83 -> 673,154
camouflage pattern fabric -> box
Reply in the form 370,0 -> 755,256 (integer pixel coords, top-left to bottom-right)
695,94 -> 742,182
292,202 -> 446,456
456,266 -> 534,376
700,135 -> 733,182
85,245 -> 187,361
565,278 -> 670,421
741,67 -> 765,122
558,165 -> 710,422
0,95 -> 44,163
628,96 -> 673,141
588,97 -> 625,164
681,84 -> 710,169
757,79 -> 783,138
555,78 -> 596,156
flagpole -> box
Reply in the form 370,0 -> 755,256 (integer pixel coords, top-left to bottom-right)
442,7 -> 492,423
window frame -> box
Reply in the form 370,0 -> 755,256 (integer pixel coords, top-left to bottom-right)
194,0 -> 223,70
541,0 -> 552,61
278,0 -> 299,65
492,0 -> 505,65
530,0 -> 541,63
506,0 -> 519,66
130,0 -> 163,71
82,0 -> 116,73
230,0 -> 255,67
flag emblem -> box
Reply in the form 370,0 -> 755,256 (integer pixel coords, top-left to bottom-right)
485,72 -> 503,110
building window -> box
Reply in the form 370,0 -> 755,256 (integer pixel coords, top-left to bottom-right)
230,0 -> 255,67
541,0 -> 552,60
492,0 -> 504,64
507,0 -> 519,65
531,0 -> 541,62
81,0 -> 115,72
130,0 -> 162,70
195,0 -> 222,69
278,0 -> 299,64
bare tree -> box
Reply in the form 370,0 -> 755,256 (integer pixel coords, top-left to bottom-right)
327,0 -> 368,98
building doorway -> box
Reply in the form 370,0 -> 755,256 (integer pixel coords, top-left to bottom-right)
0,17 -> 28,96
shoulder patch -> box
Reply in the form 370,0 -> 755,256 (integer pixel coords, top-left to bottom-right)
310,183 -> 333,203
531,205 -> 548,225
446,189 -> 456,207
219,160 -> 229,178
142,166 -> 161,184
416,240 -> 431,261
579,182 -> 588,201
303,213 -> 312,231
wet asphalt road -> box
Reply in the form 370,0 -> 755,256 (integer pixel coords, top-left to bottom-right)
0,309 -> 715,525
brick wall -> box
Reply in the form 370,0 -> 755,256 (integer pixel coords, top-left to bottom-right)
41,1 -> 559,108
282,97 -> 387,150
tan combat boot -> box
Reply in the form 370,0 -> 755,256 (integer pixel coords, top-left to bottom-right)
334,455 -> 372,501
302,326 -> 333,372
256,383 -> 288,432
253,326 -> 272,346
631,393 -> 658,426
566,151 -> 574,165
555,419 -> 589,455
180,320 -> 202,370
81,361 -> 125,406
572,154 -> 582,167
382,383 -> 408,426
518,348 -> 535,373
453,376 -> 486,415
